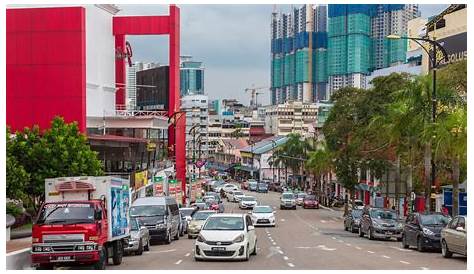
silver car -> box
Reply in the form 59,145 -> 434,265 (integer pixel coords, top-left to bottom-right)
125,217 -> 150,255
441,215 -> 467,258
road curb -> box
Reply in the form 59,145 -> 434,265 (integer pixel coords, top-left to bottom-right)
6,247 -> 31,270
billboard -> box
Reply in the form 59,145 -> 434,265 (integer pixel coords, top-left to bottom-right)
430,32 -> 467,69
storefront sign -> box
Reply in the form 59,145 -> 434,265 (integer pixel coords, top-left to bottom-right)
429,32 -> 467,69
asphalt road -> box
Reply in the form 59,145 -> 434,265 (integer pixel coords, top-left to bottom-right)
108,190 -> 467,270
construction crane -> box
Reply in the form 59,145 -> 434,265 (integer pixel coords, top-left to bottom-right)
244,85 -> 269,109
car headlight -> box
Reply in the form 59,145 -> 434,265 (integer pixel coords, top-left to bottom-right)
422,227 -> 435,236
197,234 -> 206,242
156,223 -> 167,229
233,234 -> 245,243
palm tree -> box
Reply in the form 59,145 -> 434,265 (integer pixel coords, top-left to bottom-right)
305,142 -> 333,204
277,133 -> 310,190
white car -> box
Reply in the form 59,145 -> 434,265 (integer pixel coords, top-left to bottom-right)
239,196 -> 258,209
223,184 -> 239,193
250,206 -> 276,227
227,190 -> 245,202
194,213 -> 257,261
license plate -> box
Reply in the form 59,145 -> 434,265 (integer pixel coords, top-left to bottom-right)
386,232 -> 393,235
211,247 -> 226,251
51,256 -> 74,262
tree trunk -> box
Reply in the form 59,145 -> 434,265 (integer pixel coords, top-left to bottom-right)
424,143 -> 432,213
452,156 -> 460,217
394,155 -> 401,212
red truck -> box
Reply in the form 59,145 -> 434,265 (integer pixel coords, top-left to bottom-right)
31,176 -> 131,269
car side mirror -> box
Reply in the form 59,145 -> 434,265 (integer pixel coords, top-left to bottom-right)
140,226 -> 147,231
456,226 -> 465,232
248,225 -> 255,231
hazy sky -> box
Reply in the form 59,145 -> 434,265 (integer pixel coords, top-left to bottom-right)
118,4 -> 448,106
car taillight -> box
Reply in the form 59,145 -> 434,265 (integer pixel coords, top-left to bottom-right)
32,237 -> 40,243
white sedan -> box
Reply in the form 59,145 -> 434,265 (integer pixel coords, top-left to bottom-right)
239,196 -> 258,209
250,205 -> 276,227
194,213 -> 257,261
227,190 -> 245,202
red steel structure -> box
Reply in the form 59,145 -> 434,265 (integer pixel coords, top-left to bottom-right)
6,5 -> 187,202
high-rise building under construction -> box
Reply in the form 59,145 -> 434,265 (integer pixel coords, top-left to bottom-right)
327,4 -> 420,93
270,4 -> 329,105
271,4 -> 419,105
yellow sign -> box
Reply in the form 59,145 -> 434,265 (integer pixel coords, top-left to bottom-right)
134,170 -> 148,189
147,142 -> 157,151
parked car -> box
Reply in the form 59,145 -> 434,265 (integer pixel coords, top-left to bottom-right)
188,210 -> 217,239
344,209 -> 363,233
228,190 -> 245,203
359,207 -> 403,241
239,196 -> 258,209
280,192 -> 296,210
194,213 -> 257,261
223,183 -> 239,193
269,182 -> 282,192
256,182 -> 269,193
302,195 -> 319,209
250,205 -> 276,227
296,193 -> 307,206
248,181 -> 258,192
125,217 -> 150,255
402,212 -> 450,252
130,196 -> 181,245
441,215 -> 467,258
203,195 -> 216,204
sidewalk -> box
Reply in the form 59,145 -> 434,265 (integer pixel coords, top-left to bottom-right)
6,237 -> 31,253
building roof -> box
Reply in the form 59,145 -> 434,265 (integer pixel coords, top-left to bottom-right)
223,138 -> 249,149
88,134 -> 148,143
240,135 -> 289,155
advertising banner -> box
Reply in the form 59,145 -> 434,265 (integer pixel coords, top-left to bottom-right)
153,176 -> 164,196
134,170 -> 148,190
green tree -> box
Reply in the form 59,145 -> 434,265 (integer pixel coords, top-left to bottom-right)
8,117 -> 104,210
305,142 -> 333,204
6,128 -> 30,201
277,133 -> 310,189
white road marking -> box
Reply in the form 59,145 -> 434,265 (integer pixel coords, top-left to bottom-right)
283,256 -> 289,260
338,240 -> 344,243
278,250 -> 284,254
367,251 -> 375,254
400,260 -> 410,265
317,245 -> 336,251
355,246 -> 362,250
281,219 -> 285,222
332,217 -> 340,221
272,242 -> 277,245
389,246 -> 413,252
175,260 -> 182,265
185,253 -> 190,257
149,249 -> 177,254
382,255 -> 391,259
288,263 -> 295,267
320,220 -> 327,223
276,246 -> 281,249
420,267 -> 429,270
345,243 -> 352,246
331,237 -> 337,240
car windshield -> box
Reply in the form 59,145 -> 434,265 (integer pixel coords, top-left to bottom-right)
193,211 -> 215,220
297,193 -> 306,198
36,203 -> 95,225
130,205 -> 165,217
371,210 -> 397,220
351,210 -> 363,218
282,193 -> 295,199
242,197 -> 256,201
130,218 -> 139,231
420,214 -> 450,225
253,206 -> 272,213
304,195 -> 316,200
234,191 -> 244,196
258,183 -> 267,187
202,217 -> 244,231
179,208 -> 194,217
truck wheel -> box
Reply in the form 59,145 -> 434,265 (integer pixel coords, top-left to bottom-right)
93,248 -> 107,270
136,239 -> 143,256
112,240 -> 123,265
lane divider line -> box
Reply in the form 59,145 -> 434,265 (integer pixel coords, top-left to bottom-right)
288,263 -> 295,267
355,246 -> 362,250
367,251 -> 375,254
382,255 -> 390,259
175,260 -> 182,265
185,253 -> 190,257
400,261 -> 410,265
283,256 -> 289,260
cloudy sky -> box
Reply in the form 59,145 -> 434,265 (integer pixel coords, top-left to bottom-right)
118,4 -> 448,106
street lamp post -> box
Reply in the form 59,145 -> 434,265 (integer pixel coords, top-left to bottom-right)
386,34 -> 448,212
271,139 -> 277,183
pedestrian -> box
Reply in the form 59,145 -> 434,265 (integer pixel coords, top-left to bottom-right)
391,205 -> 396,211
441,204 -> 449,216
218,200 -> 225,213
